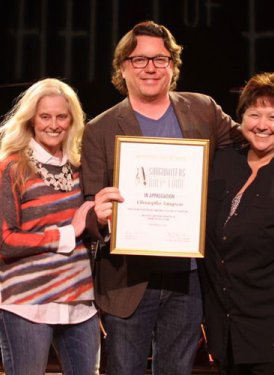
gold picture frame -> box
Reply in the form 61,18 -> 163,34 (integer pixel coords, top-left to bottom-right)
110,136 -> 209,258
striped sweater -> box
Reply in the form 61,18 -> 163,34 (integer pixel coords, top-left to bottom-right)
0,155 -> 94,304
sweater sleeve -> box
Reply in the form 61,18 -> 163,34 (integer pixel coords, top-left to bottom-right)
209,96 -> 244,147
0,160 -> 60,260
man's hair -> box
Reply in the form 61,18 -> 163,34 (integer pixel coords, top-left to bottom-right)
112,20 -> 183,95
237,72 -> 274,121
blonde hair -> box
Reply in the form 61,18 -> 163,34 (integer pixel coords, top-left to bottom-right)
112,20 -> 183,95
0,78 -> 86,188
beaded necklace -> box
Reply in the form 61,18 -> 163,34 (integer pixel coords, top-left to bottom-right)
27,148 -> 73,191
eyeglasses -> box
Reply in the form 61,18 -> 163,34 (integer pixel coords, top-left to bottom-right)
125,55 -> 172,69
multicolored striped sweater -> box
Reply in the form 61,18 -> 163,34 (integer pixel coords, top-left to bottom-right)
0,155 -> 94,304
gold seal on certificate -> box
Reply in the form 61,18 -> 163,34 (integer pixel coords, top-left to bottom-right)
110,136 -> 209,258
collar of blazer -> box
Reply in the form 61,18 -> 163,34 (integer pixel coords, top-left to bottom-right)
116,93 -> 194,138
169,92 -> 195,138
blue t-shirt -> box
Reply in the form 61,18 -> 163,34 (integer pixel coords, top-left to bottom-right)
135,104 -> 183,138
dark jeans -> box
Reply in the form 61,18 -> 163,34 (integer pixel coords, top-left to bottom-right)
220,362 -> 274,375
218,334 -> 274,375
103,270 -> 202,375
0,310 -> 100,375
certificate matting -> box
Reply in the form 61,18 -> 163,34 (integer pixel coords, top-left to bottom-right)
110,136 -> 209,257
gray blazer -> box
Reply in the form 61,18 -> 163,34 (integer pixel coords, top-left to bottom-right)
82,91 -> 243,317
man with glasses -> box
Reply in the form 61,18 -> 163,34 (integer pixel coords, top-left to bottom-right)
82,21 -> 242,375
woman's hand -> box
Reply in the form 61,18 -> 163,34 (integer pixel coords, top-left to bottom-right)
71,201 -> 95,237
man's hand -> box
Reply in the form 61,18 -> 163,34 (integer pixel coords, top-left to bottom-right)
94,187 -> 124,226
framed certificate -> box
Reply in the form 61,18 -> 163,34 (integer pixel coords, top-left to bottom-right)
110,136 -> 209,258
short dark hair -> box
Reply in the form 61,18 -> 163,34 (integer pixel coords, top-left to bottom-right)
237,72 -> 274,121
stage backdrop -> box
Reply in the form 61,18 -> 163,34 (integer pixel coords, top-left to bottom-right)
1,0 -> 273,120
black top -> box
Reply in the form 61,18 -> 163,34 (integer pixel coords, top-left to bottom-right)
200,146 -> 274,364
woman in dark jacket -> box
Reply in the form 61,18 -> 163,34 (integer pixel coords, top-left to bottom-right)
201,72 -> 274,375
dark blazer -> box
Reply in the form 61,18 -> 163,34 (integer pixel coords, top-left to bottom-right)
200,146 -> 274,364
82,92 -> 243,318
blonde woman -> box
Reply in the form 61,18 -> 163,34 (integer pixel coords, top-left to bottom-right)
0,78 -> 100,375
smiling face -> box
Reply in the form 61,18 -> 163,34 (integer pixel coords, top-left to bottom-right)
121,35 -> 174,103
242,98 -> 274,158
33,95 -> 72,156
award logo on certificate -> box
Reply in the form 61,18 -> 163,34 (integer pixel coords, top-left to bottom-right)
110,136 -> 209,258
